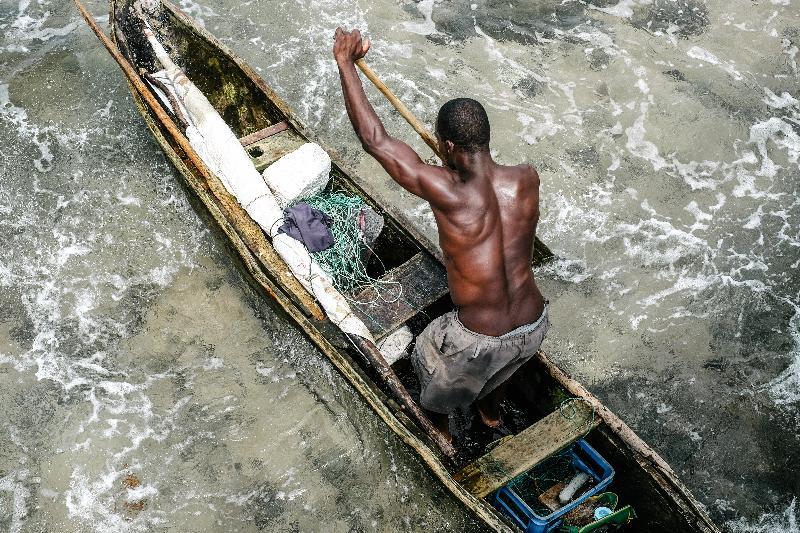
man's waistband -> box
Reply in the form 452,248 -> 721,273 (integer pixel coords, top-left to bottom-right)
452,300 -> 549,341
499,301 -> 549,339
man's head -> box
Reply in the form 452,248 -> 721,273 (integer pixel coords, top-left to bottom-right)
435,98 -> 490,162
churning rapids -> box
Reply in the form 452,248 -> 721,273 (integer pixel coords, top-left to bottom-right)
1,0 -> 799,531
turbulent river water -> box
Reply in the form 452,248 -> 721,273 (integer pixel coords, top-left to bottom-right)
1,0 -> 799,531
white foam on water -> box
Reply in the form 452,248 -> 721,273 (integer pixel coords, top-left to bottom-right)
426,66 -> 446,80
763,88 -> 799,110
540,258 -> 592,284
177,0 -> 216,27
63,389 -> 193,529
589,0 -> 651,19
625,102 -> 669,171
0,470 -> 30,533
687,46 -> 744,81
727,498 -> 799,533
65,467 -> 130,531
684,200 -> 713,232
6,9 -> 78,43
781,38 -> 798,75
747,117 -> 800,178
473,24 -> 503,62
0,43 -> 30,53
401,0 -> 439,36
571,28 -> 616,51
767,297 -> 800,404
0,83 -> 53,172
518,110 -> 563,143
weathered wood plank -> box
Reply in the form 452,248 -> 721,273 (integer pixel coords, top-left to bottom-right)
239,120 -> 289,146
349,252 -> 449,339
245,127 -> 306,172
454,401 -> 600,498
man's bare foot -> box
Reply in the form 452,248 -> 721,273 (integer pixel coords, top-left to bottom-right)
477,407 -> 503,429
475,382 -> 508,428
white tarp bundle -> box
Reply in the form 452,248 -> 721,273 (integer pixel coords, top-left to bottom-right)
142,26 -> 374,342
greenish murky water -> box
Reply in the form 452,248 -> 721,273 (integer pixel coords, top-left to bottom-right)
1,0 -> 799,531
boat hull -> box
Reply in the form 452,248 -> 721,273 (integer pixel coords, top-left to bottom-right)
106,1 -> 721,531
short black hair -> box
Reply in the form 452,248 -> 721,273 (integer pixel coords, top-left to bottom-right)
436,98 -> 490,152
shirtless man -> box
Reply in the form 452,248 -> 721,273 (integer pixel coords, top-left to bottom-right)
334,28 -> 549,440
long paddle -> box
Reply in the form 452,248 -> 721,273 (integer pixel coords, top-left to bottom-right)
355,58 -> 442,160
354,58 -> 554,262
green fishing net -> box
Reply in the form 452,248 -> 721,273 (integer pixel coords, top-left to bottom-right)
303,191 -> 401,307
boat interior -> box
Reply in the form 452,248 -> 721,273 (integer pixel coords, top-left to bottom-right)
110,1 -> 714,530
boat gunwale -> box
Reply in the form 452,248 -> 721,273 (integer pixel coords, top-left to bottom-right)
109,2 -> 721,531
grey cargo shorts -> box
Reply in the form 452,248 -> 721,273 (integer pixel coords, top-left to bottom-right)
411,304 -> 550,414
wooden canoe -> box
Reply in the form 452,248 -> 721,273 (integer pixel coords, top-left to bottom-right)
95,1 -> 722,530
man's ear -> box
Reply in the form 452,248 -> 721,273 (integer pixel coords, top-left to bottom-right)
445,140 -> 456,154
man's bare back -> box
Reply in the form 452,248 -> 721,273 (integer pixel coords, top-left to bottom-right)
432,161 -> 545,336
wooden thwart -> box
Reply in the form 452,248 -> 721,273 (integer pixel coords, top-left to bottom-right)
244,126 -> 306,172
454,401 -> 600,498
239,120 -> 289,147
350,251 -> 449,339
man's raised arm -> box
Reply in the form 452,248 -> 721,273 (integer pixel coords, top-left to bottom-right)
333,28 -> 454,203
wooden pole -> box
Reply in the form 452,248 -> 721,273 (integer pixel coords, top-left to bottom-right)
348,334 -> 458,462
72,0 -> 325,320
355,58 -> 442,160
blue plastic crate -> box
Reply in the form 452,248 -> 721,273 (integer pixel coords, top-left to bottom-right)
491,439 -> 615,533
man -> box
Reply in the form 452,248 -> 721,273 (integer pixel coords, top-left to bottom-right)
333,28 -> 549,441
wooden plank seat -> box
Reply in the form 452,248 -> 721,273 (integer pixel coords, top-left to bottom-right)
349,251 -> 449,340
240,121 -> 305,172
453,401 -> 601,498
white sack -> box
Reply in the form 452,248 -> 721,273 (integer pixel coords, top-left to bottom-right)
263,143 -> 331,208
143,29 -> 272,209
272,234 -> 373,337
142,26 -> 373,342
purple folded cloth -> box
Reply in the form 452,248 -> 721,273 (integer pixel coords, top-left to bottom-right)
278,202 -> 334,252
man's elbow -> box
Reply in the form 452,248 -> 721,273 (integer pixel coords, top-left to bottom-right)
357,124 -> 388,153
361,136 -> 388,157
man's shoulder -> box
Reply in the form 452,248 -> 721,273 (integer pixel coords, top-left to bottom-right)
499,162 -> 539,186
419,165 -> 465,208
